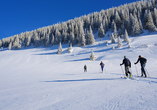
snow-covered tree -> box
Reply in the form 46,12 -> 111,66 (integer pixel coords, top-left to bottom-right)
98,23 -> 105,38
8,42 -> 12,50
145,10 -> 156,33
130,14 -> 141,36
110,33 -> 116,43
90,51 -> 97,61
138,18 -> 144,34
57,42 -> 62,54
55,28 -> 61,44
68,43 -> 73,53
118,22 -> 125,36
62,30 -> 68,44
153,8 -> 157,27
111,20 -> 115,32
51,34 -> 54,46
113,23 -> 117,38
78,21 -> 86,47
87,26 -> 95,44
112,46 -> 115,50
106,41 -> 108,46
0,40 -> 2,47
124,29 -> 130,43
114,10 -> 121,29
69,32 -> 75,45
128,44 -> 131,48
13,38 -> 21,49
25,35 -> 31,47
45,33 -> 49,47
117,37 -> 122,48
34,36 -> 40,47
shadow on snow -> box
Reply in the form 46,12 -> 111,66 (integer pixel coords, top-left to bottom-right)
40,78 -> 121,83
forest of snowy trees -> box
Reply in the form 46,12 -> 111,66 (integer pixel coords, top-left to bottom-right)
0,0 -> 157,50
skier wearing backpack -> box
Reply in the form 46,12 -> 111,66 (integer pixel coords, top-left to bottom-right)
100,61 -> 105,73
134,55 -> 147,77
84,65 -> 87,72
120,56 -> 132,78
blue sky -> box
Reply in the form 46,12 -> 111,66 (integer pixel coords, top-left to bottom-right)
0,0 -> 138,39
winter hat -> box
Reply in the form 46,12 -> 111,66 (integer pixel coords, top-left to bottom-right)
139,55 -> 142,58
124,56 -> 126,58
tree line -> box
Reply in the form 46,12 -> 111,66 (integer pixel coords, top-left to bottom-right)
0,0 -> 157,50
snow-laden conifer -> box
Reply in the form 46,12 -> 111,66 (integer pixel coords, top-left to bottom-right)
138,18 -> 143,34
110,33 -> 116,43
106,41 -> 108,46
34,33 -> 40,47
90,51 -> 97,61
51,34 -> 54,46
98,23 -> 105,38
114,10 -> 121,29
113,23 -> 117,38
118,22 -> 125,36
124,29 -> 130,43
0,40 -> 2,47
68,43 -> 73,53
55,28 -> 61,44
130,14 -> 141,36
117,37 -> 122,48
13,40 -> 21,49
112,46 -> 115,50
69,32 -> 75,45
45,33 -> 49,47
8,42 -> 12,50
57,42 -> 62,54
25,33 -> 31,47
87,26 -> 95,44
78,21 -> 86,47
145,10 -> 157,33
62,30 -> 68,44
153,8 -> 157,27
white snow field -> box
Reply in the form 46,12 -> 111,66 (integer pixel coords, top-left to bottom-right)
0,31 -> 157,110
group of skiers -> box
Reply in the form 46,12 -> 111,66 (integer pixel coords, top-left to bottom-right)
84,61 -> 105,73
120,55 -> 147,78
84,55 -> 148,78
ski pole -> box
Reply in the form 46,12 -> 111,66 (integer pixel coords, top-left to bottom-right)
134,64 -> 139,76
121,65 -> 125,75
130,68 -> 133,75
145,67 -> 150,77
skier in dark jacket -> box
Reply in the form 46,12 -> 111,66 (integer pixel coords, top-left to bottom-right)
100,61 -> 105,73
120,56 -> 132,78
84,65 -> 87,72
134,55 -> 147,77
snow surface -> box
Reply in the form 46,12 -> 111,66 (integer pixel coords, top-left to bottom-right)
0,31 -> 157,110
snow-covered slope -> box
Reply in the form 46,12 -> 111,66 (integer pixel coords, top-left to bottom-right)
0,31 -> 157,110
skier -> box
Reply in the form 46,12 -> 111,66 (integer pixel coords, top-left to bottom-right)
100,61 -> 105,73
134,55 -> 147,77
84,65 -> 87,72
120,56 -> 132,78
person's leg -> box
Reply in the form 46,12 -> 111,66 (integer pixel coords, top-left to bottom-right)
125,66 -> 128,77
142,64 -> 147,77
101,66 -> 103,72
141,68 -> 143,77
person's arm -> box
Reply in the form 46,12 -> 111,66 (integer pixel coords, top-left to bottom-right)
120,59 -> 124,66
135,58 -> 140,64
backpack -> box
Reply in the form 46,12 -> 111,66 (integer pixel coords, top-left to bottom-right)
101,63 -> 104,67
125,58 -> 130,66
143,58 -> 147,63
